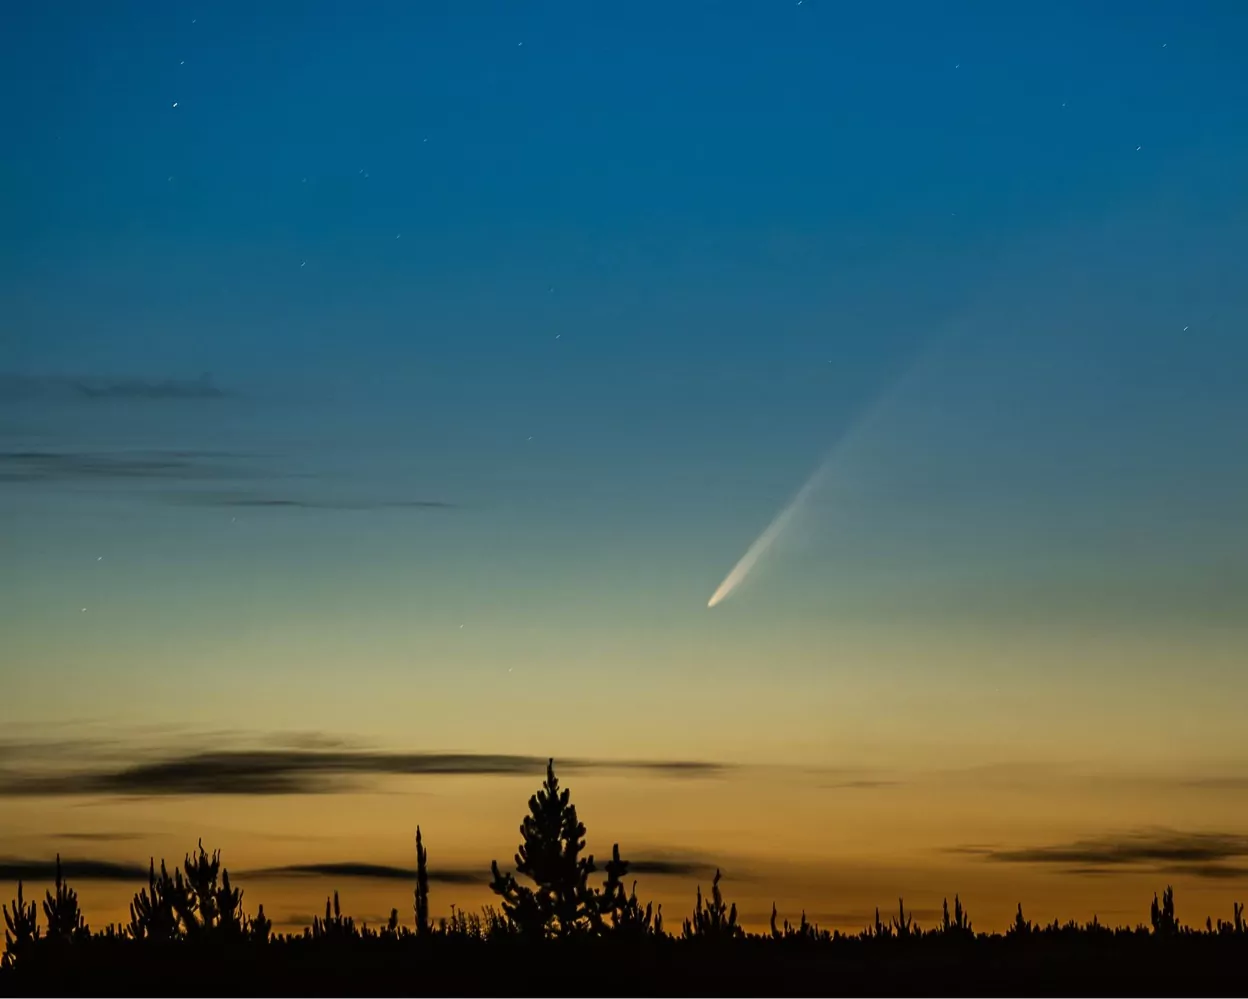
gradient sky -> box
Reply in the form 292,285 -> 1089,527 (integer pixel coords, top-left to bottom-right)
3,0 -> 1248,934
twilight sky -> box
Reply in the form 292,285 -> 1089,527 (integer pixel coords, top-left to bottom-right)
3,0 -> 1248,933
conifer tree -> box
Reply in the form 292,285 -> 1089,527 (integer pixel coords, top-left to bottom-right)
415,826 -> 430,936
42,855 -> 88,943
491,759 -> 593,936
3,882 -> 40,968
1151,886 -> 1178,937
489,758 -> 637,937
128,860 -> 184,942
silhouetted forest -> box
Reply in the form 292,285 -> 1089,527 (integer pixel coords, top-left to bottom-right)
3,761 -> 1247,995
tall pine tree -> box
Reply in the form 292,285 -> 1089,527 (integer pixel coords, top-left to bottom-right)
489,759 -> 633,937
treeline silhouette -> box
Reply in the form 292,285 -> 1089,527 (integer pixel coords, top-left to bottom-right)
3,761 -> 1247,995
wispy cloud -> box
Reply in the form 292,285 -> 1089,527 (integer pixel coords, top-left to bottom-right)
0,858 -> 149,881
961,829 -> 1248,880
0,373 -> 230,402
821,779 -> 904,790
72,375 -> 228,400
627,858 -> 719,878
0,449 -> 256,484
168,492 -> 456,511
626,853 -> 747,879
0,748 -> 730,798
248,862 -> 486,885
53,832 -> 142,843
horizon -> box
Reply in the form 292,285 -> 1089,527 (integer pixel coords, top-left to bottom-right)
4,0 -> 1248,941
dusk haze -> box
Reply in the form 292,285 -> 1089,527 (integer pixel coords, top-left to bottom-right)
3,0 -> 1247,992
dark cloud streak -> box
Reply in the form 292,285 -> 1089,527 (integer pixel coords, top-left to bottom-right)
965,830 -> 1248,880
0,450 -> 258,484
0,749 -> 729,798
170,493 -> 456,511
0,858 -> 149,882
0,373 -> 230,402
248,862 -> 485,884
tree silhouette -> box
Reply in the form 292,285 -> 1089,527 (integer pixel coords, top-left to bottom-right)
940,895 -> 972,938
891,898 -> 914,939
248,904 -> 272,944
128,860 -> 184,942
612,881 -> 661,939
179,840 -> 244,936
415,826 -> 430,936
42,856 -> 88,944
3,882 -> 40,968
489,758 -> 637,938
1007,903 -> 1032,938
1151,886 -> 1178,937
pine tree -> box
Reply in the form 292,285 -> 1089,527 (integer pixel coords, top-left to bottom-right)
891,898 -> 914,939
42,855 -> 88,943
247,904 -> 272,944
1151,886 -> 1178,937
489,758 -> 636,938
940,894 -> 972,937
1008,903 -> 1032,938
415,826 -> 430,936
3,882 -> 40,968
128,860 -> 184,942
491,759 -> 592,936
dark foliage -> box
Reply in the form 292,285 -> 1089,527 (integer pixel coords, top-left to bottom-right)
414,826 -> 429,937
3,758 -> 1248,994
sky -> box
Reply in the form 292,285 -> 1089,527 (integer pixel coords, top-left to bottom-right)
2,0 -> 1248,934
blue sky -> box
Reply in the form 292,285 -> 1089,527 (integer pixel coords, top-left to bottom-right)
3,0 -> 1248,930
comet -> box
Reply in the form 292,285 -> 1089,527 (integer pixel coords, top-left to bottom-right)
706,454 -> 831,608
706,336 -> 948,609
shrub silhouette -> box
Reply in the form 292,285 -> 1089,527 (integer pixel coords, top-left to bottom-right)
612,880 -> 662,940
682,869 -> 742,941
770,904 -> 831,943
940,895 -> 972,938
1007,903 -> 1032,938
312,891 -> 355,941
891,898 -> 915,939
